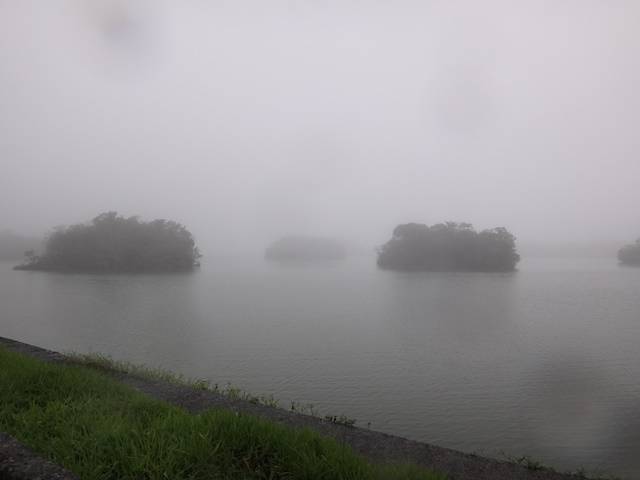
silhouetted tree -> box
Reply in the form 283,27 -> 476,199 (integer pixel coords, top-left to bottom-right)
15,212 -> 201,272
377,222 -> 520,272
618,239 -> 640,266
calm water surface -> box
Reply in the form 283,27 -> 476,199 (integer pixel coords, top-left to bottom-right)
1,256 -> 639,477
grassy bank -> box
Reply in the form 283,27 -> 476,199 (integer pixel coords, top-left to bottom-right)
0,346 -> 444,480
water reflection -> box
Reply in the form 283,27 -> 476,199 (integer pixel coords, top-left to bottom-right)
2,258 -> 640,477
384,270 -> 517,343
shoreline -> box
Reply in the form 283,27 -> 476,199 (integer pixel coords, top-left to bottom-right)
0,336 -> 601,480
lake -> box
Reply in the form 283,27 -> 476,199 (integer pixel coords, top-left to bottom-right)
1,256 -> 639,477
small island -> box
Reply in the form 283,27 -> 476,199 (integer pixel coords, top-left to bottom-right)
618,239 -> 640,266
377,222 -> 520,272
265,235 -> 346,262
14,212 -> 201,273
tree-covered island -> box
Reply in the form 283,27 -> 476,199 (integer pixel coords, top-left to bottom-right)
377,222 -> 520,272
618,239 -> 640,266
14,212 -> 201,273
265,235 -> 346,262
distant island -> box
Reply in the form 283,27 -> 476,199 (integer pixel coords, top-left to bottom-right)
618,239 -> 640,266
377,222 -> 520,272
0,231 -> 40,261
14,212 -> 201,273
265,235 -> 346,262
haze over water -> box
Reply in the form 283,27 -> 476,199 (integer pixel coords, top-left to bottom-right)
1,1 -> 639,251
2,2 -> 640,478
2,256 -> 640,477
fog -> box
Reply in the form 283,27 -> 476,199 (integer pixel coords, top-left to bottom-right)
2,0 -> 639,255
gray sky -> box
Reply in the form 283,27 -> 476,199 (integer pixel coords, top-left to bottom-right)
1,0 -> 639,253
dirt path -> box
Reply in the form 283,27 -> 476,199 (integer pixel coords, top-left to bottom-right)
0,431 -> 78,480
0,336 -> 586,480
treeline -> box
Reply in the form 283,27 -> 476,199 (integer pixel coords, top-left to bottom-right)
10,211 -> 639,273
377,222 -> 520,272
15,212 -> 201,273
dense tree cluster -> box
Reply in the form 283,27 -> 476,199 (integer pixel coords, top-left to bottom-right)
377,222 -> 520,272
265,236 -> 346,262
618,239 -> 640,266
15,212 -> 201,272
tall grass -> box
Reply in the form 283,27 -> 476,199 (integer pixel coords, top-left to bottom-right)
65,351 -> 280,407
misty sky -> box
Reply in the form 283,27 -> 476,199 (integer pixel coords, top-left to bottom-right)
1,1 -> 639,253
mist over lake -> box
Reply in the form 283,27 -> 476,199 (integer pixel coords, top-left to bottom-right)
3,255 -> 639,477
2,2 -> 640,478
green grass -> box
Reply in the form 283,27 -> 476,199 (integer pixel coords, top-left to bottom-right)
66,352 -> 332,415
0,347 -> 444,480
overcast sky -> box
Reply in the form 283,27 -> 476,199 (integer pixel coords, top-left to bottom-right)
1,0 -> 639,253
